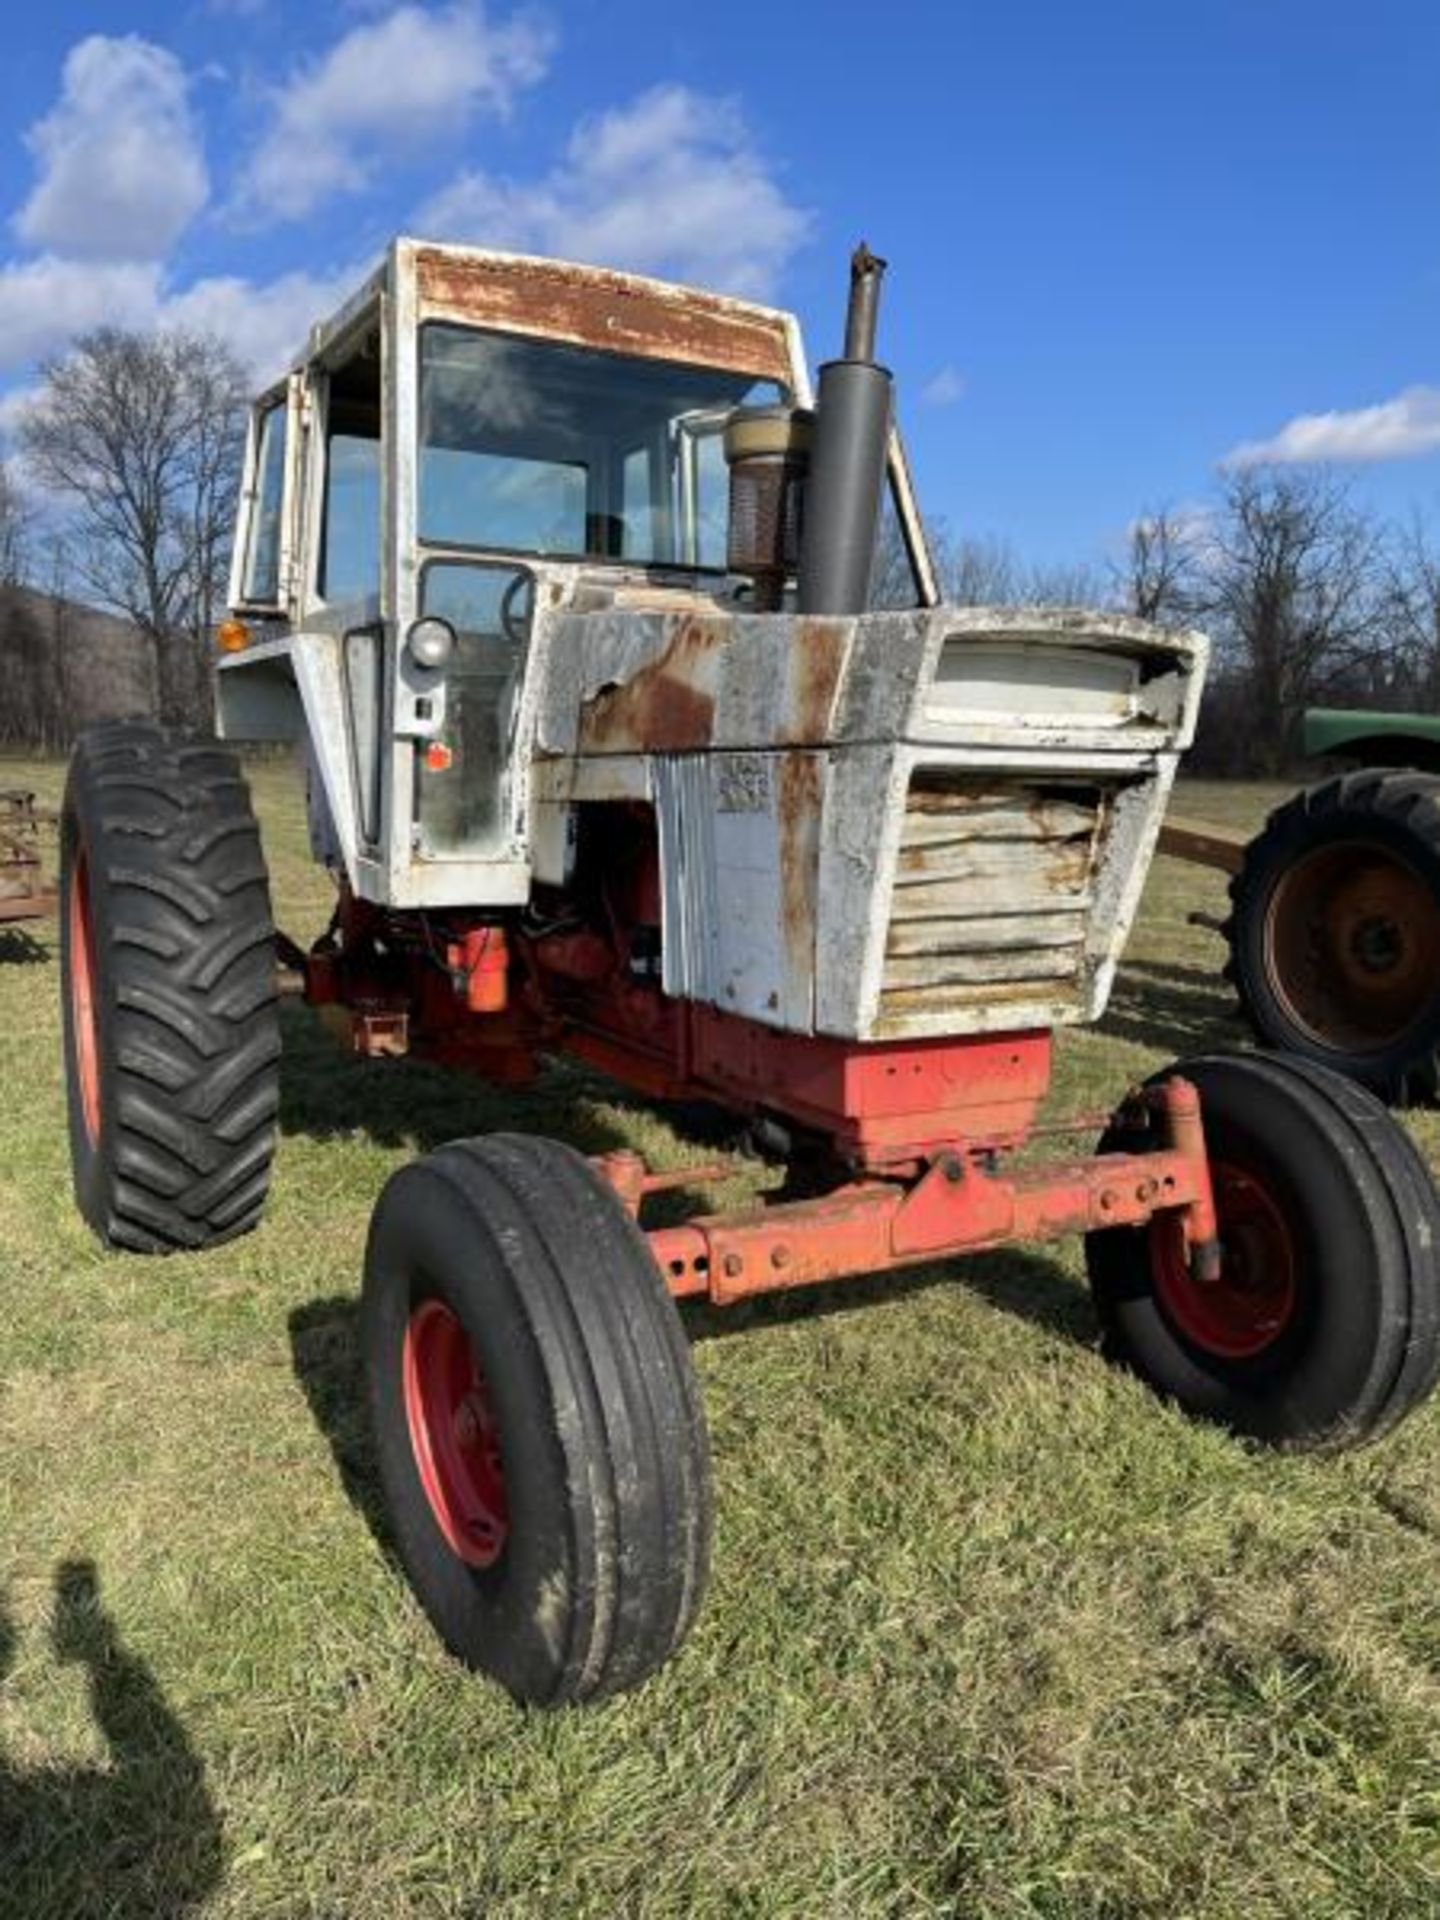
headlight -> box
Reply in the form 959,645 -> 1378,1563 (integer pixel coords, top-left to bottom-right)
407,616 -> 456,671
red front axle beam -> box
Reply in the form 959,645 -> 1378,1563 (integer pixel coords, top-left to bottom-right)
598,1077 -> 1220,1308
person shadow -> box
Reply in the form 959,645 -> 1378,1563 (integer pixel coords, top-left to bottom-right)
0,1560 -> 223,1919
0,926 -> 50,965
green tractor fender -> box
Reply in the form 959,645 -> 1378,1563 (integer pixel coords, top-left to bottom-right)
1302,707 -> 1440,773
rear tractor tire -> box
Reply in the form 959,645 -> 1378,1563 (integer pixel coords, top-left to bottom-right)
1226,770 -> 1440,1101
1087,1051 -> 1440,1450
361,1132 -> 713,1706
61,721 -> 281,1252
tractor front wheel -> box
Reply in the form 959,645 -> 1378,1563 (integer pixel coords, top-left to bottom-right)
61,721 -> 280,1252
361,1133 -> 713,1706
1086,1052 -> 1440,1449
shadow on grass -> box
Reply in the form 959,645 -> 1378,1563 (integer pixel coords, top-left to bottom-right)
0,926 -> 51,965
288,1298 -> 397,1573
276,999 -> 736,1169
1100,958 -> 1249,1056
0,1560 -> 223,1919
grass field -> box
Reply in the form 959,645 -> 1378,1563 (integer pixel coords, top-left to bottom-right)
5,757 -> 1440,1919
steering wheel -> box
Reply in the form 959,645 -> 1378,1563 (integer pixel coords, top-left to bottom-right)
500,572 -> 535,648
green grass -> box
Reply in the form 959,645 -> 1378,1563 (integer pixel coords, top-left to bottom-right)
4,757 -> 1440,1918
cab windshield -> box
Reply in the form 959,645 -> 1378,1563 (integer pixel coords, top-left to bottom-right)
418,324 -> 785,570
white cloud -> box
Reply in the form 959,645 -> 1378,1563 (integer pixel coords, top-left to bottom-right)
922,365 -> 965,407
161,264 -> 368,383
1224,386 -> 1440,467
15,36 -> 208,262
0,256 -> 164,371
237,2 -> 553,223
0,250 -> 361,388
417,85 -> 810,300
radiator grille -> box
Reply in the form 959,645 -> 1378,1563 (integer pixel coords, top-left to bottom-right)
878,776 -> 1106,1025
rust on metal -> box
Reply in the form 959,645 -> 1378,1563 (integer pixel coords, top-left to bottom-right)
879,778 -> 1099,1027
785,619 -> 849,740
578,618 -> 725,753
1262,837 -> 1440,1051
415,247 -> 796,385
777,750 -> 823,1002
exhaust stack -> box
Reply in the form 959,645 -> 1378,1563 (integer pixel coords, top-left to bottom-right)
797,244 -> 894,616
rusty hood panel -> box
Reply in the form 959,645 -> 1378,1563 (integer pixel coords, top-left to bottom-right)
528,605 -> 1208,1045
540,611 -> 857,758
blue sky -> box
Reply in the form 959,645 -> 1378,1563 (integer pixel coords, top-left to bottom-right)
0,0 -> 1437,567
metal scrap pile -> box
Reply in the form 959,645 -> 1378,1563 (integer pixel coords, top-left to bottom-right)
0,791 -> 56,923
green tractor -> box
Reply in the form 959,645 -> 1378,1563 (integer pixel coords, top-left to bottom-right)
1226,707 -> 1440,1102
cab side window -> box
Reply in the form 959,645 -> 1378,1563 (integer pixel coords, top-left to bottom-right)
242,401 -> 287,602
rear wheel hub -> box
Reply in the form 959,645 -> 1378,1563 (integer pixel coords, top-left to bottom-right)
1265,839 -> 1440,1052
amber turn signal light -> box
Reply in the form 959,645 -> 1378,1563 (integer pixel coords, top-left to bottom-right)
216,618 -> 250,654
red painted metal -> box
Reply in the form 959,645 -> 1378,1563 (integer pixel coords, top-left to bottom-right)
293,871 -> 1226,1318
1154,1076 -> 1221,1281
68,854 -> 101,1145
449,926 -> 510,1014
591,1148 -> 734,1215
564,1014 -> 1053,1170
402,1300 -> 509,1567
641,1127 -> 1207,1306
291,886 -> 1054,1170
1151,1161 -> 1298,1359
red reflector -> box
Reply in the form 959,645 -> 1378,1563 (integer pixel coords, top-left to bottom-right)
425,742 -> 454,772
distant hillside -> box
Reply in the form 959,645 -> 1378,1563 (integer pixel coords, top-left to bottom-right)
0,585 -> 155,747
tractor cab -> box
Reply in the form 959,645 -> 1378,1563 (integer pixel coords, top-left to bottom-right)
220,238 -> 931,908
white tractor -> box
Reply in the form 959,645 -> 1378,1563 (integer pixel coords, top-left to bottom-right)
59,240 -> 1440,1704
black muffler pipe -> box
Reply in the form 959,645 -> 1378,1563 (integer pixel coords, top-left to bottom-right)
797,244 -> 893,616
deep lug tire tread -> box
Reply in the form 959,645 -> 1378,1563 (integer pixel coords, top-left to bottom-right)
361,1132 -> 712,1706
1226,770 -> 1440,1102
61,720 -> 280,1252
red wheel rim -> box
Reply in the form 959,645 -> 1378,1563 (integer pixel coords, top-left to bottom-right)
68,852 -> 101,1147
1151,1160 -> 1299,1360
402,1300 -> 509,1567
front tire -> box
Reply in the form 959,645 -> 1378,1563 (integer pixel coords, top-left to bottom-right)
362,1133 -> 713,1706
61,721 -> 280,1252
1086,1052 -> 1440,1449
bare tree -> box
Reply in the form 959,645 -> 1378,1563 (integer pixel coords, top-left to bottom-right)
1205,468 -> 1386,772
1114,507 -> 1203,626
17,327 -> 248,728
941,531 -> 1021,606
870,516 -> 1026,610
1020,556 -> 1107,606
1378,515 -> 1440,710
0,460 -> 30,586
